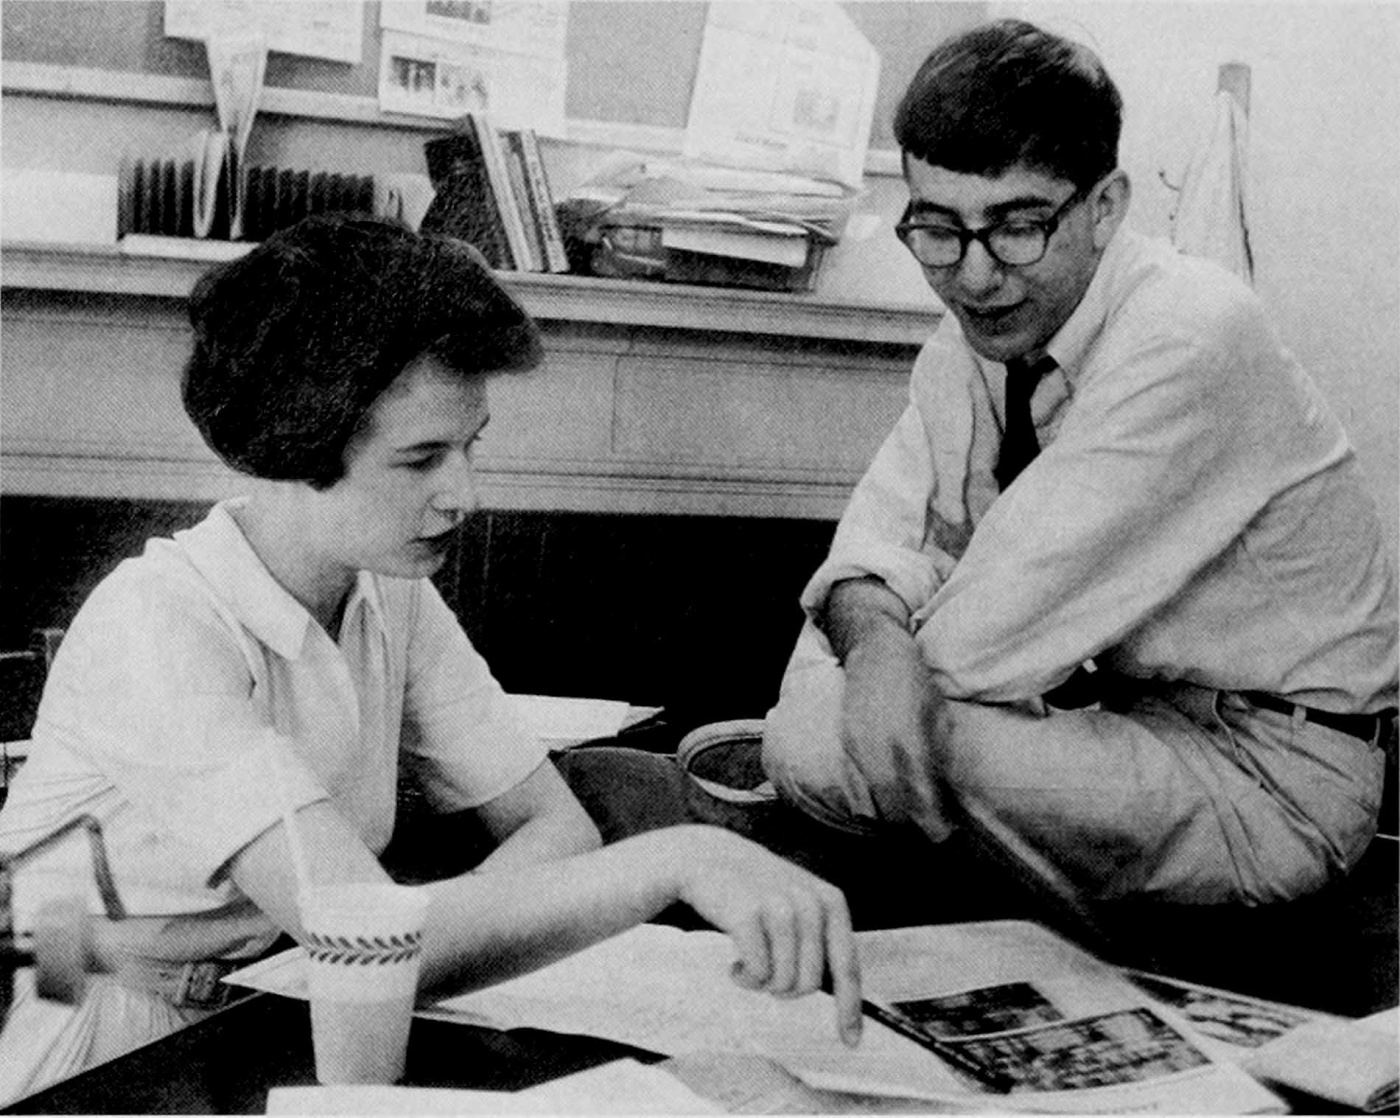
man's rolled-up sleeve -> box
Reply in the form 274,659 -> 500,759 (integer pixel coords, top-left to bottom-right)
918,300 -> 1292,701
802,401 -> 950,624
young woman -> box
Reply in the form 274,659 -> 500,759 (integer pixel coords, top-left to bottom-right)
0,215 -> 861,1101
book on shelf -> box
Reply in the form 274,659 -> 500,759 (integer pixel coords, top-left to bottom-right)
512,128 -> 571,273
421,117 -> 515,270
470,112 -> 533,272
498,129 -> 545,273
421,116 -> 570,275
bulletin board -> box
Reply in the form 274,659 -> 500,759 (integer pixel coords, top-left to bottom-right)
1,0 -> 986,151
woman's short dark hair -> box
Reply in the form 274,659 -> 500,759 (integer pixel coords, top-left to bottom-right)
894,19 -> 1122,191
182,213 -> 542,488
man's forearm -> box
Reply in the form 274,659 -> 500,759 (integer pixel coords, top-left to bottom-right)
820,577 -> 913,663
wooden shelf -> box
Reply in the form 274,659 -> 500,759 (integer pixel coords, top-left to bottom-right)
2,239 -> 923,517
1,241 -> 935,347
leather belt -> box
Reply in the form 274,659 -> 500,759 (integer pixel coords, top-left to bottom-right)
1240,691 -> 1397,745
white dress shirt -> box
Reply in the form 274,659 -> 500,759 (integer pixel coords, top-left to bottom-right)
793,229 -> 1397,712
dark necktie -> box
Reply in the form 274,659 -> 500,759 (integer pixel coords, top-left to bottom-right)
994,355 -> 1057,491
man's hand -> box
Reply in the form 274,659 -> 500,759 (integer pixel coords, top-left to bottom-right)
821,579 -> 953,840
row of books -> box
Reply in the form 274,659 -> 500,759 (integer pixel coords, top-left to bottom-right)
421,114 -> 570,274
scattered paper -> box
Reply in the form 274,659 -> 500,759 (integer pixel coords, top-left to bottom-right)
1124,969 -> 1323,1058
562,152 -> 863,272
379,0 -> 568,59
1243,1016 -> 1399,1112
683,1 -> 880,189
1,170 -> 117,245
507,694 -> 660,749
164,0 -> 363,64
188,128 -> 231,239
266,1059 -> 721,1115
376,2 -> 567,133
203,30 -> 267,240
229,923 -> 1286,1114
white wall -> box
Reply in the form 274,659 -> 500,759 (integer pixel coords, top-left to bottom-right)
993,0 -> 1399,552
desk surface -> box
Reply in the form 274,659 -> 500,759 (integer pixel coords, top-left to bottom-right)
5,987 -> 1387,1116
3,991 -> 660,1115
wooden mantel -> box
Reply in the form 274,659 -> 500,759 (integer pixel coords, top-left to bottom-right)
1,241 -> 935,347
2,241 -> 933,520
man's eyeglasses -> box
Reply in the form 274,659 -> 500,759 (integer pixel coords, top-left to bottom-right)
895,186 -> 1089,269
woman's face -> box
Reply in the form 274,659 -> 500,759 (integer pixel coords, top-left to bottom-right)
310,353 -> 488,582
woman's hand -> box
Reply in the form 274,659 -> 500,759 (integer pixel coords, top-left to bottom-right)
670,826 -> 863,1047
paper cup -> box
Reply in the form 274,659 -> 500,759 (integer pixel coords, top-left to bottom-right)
300,882 -> 430,1085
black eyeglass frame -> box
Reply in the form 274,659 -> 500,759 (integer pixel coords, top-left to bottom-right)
894,183 -> 1093,269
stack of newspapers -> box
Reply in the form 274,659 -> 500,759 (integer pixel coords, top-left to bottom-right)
560,154 -> 861,293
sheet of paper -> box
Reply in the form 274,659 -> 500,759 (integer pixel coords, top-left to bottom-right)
1,170 -> 117,245
230,922 -> 1284,1112
223,947 -> 503,1030
379,0 -> 568,60
226,928 -> 970,1101
432,924 -> 983,1102
164,0 -> 363,64
683,1 -> 880,189
508,694 -> 640,748
1123,968 -> 1326,1061
266,1059 -> 722,1115
1243,1017 -> 1399,1112
377,28 -> 566,132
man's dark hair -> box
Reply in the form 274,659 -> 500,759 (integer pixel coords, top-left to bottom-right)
894,19 -> 1122,190
182,213 -> 541,488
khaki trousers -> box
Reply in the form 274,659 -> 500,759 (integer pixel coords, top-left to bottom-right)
762,658 -> 1385,904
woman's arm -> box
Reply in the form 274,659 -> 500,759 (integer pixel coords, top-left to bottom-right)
228,806 -> 862,1046
468,760 -> 601,872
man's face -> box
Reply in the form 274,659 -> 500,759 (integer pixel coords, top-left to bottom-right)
902,158 -> 1122,363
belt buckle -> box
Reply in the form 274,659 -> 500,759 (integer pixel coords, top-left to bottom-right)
175,961 -> 233,1009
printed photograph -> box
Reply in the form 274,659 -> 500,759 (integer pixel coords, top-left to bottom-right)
953,1008 -> 1211,1093
1128,972 -> 1310,1048
891,982 -> 1064,1039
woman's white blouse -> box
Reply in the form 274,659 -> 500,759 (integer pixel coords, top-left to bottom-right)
0,500 -> 547,942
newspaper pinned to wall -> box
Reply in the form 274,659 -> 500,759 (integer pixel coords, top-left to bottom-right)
164,0 -> 363,64
683,2 -> 880,191
377,1 -> 568,134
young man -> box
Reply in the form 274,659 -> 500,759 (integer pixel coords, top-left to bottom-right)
763,20 -> 1397,906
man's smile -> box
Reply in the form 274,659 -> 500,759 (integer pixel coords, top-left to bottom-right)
957,301 -> 1025,333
